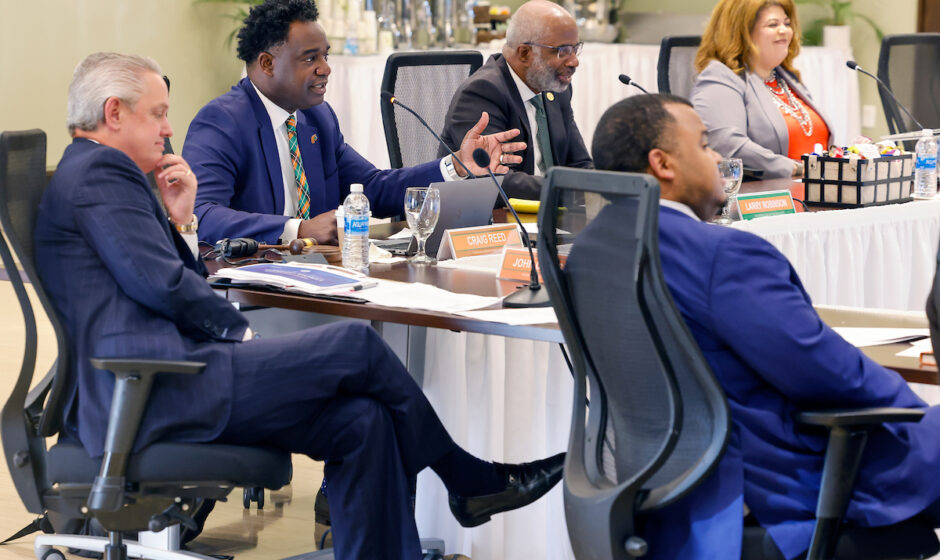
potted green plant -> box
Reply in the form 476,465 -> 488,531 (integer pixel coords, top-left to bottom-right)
796,0 -> 884,47
194,0 -> 264,47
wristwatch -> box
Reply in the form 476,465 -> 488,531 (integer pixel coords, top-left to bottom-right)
444,155 -> 461,180
172,213 -> 198,233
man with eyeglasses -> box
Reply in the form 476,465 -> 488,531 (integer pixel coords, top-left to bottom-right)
440,0 -> 593,200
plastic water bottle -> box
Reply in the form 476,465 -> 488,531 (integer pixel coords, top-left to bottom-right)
913,129 -> 938,199
342,183 -> 370,273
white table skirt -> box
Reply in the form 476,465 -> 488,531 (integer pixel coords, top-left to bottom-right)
324,44 -> 860,170
415,330 -> 575,559
731,199 -> 940,311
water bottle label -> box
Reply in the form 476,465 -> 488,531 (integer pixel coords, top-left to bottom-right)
345,214 -> 369,234
916,154 -> 938,170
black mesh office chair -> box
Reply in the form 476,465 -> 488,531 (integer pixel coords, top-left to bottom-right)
0,129 -> 292,560
876,33 -> 940,147
536,167 -> 940,560
380,50 -> 483,168
657,36 -> 701,98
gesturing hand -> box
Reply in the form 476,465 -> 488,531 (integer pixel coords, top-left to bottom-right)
455,112 -> 527,176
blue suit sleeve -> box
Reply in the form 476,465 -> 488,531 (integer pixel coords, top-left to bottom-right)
73,153 -> 248,342
707,232 -> 925,409
326,105 -> 444,218
184,103 -> 290,244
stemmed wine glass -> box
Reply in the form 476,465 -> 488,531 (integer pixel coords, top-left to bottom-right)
404,186 -> 441,264
714,158 -> 743,224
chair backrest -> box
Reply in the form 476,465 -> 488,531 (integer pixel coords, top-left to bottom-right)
0,129 -> 71,514
657,36 -> 702,98
380,50 -> 483,168
877,33 -> 940,141
537,168 -> 729,559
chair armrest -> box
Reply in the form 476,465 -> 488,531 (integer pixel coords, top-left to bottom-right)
796,407 -> 925,428
86,358 -> 205,513
798,407 -> 925,560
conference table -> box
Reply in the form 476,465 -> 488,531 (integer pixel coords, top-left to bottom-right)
210,196 -> 939,557
735,179 -> 940,312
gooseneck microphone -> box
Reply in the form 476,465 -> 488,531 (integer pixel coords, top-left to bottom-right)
380,91 -> 476,178
618,74 -> 649,94
472,148 -> 551,308
846,60 -> 925,131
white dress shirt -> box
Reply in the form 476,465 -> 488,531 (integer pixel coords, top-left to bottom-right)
250,80 -> 462,243
660,199 -> 701,221
506,63 -> 544,177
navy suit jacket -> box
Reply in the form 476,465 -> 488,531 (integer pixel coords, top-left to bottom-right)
578,205 -> 940,558
183,78 -> 444,244
35,139 -> 249,457
439,54 -> 592,200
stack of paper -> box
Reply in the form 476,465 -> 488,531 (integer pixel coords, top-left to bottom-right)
211,262 -> 374,296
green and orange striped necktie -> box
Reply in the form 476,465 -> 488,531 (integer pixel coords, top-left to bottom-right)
285,115 -> 311,219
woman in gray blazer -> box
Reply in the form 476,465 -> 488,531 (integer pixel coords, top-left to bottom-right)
691,0 -> 833,179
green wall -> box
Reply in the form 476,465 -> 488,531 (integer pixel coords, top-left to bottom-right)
0,0 -> 246,168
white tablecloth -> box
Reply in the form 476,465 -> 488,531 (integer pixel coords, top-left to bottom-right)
415,331 -> 575,559
732,200 -> 940,311
324,44 -> 860,170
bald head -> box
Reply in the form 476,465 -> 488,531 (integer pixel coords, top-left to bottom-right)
506,0 -> 575,47
503,0 -> 580,93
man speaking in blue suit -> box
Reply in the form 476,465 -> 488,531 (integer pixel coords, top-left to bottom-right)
183,0 -> 523,245
587,94 -> 940,558
35,52 -> 561,559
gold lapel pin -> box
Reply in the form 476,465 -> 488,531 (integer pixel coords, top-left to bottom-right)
546,92 -> 555,102
311,133 -> 318,145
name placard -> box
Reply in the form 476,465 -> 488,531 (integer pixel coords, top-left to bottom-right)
437,224 -> 523,260
736,190 -> 796,220
497,246 -> 541,282
496,246 -> 568,282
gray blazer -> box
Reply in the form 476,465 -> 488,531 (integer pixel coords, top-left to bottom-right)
691,59 -> 833,179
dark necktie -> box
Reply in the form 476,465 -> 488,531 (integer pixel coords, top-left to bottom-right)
530,94 -> 554,173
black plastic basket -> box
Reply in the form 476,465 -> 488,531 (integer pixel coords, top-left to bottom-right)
802,153 -> 914,208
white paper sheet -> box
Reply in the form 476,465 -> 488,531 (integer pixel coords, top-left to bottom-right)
832,327 -> 930,347
457,307 -> 558,325
436,253 -> 504,272
896,337 -> 934,358
357,280 -> 500,313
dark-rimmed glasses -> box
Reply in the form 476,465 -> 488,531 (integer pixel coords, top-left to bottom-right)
523,41 -> 583,59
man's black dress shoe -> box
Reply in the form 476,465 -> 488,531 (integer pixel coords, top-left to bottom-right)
448,452 -> 565,528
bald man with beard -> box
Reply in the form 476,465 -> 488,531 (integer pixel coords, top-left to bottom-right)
440,0 -> 593,200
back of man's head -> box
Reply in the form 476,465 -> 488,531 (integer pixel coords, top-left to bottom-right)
591,93 -> 692,173
67,52 -> 162,136
237,0 -> 319,63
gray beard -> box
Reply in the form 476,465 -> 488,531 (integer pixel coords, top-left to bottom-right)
526,56 -> 572,93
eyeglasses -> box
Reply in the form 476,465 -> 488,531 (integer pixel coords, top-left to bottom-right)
523,41 -> 583,59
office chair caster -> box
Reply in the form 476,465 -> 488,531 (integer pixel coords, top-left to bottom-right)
40,549 -> 66,560
242,487 -> 264,509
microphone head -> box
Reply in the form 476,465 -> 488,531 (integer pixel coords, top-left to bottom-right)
618,74 -> 631,85
380,90 -> 395,104
472,148 -> 491,168
846,60 -> 859,70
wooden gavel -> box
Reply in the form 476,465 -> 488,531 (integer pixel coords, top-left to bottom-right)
259,238 -> 320,255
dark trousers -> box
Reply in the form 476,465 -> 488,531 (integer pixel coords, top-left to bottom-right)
216,322 -> 454,559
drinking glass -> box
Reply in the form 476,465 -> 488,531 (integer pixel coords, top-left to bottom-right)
404,186 -> 441,264
715,158 -> 743,224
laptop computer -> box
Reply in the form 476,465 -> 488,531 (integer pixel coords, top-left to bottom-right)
376,176 -> 502,257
